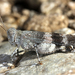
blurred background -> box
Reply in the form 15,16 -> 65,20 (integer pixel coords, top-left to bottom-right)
0,0 -> 75,42
1,0 -> 75,74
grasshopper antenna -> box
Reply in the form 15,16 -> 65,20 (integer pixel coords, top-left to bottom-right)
0,8 -> 7,31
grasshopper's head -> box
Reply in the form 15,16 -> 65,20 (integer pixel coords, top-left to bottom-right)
7,28 -> 17,46
0,12 -> 17,46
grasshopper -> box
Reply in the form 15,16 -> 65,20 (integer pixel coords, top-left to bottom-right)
1,14 -> 75,65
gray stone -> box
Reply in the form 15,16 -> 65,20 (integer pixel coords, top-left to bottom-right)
4,53 -> 75,75
0,42 -> 14,55
0,42 -> 15,73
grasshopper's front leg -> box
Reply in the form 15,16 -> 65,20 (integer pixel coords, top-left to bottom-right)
11,47 -> 20,64
11,47 -> 25,66
11,48 -> 19,57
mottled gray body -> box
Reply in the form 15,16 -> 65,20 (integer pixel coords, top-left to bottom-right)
7,28 -> 75,55
7,28 -> 54,54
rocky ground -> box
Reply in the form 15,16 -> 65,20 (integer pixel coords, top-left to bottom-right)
1,0 -> 75,75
